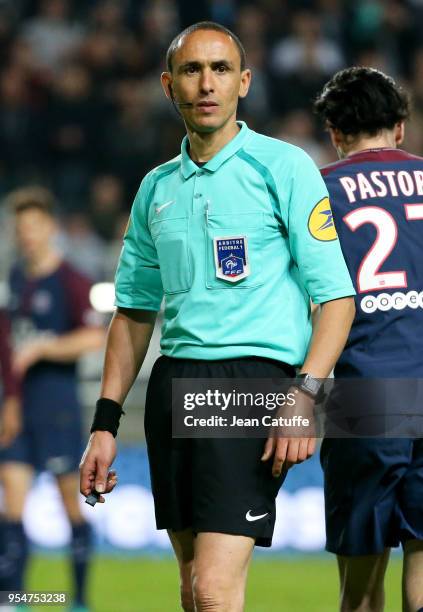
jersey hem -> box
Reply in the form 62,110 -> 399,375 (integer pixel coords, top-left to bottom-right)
115,299 -> 161,311
159,345 -> 300,366
311,287 -> 356,305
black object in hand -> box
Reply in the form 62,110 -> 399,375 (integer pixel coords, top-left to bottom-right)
85,491 -> 101,507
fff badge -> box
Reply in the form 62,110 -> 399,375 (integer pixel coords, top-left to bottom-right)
213,236 -> 250,282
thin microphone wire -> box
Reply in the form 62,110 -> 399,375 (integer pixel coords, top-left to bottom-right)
168,85 -> 193,117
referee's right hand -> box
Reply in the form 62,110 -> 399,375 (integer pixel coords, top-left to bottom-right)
261,388 -> 316,477
79,431 -> 117,503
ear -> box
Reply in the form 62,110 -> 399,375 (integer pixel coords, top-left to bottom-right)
161,71 -> 173,100
239,68 -> 252,99
394,121 -> 405,146
328,126 -> 347,159
328,126 -> 342,149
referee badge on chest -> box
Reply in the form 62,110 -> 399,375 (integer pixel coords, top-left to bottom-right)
213,236 -> 250,282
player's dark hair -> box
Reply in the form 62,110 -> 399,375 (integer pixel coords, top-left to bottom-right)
314,67 -> 410,137
166,21 -> 247,72
8,186 -> 56,216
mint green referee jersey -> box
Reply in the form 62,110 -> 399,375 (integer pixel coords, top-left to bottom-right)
115,122 -> 354,365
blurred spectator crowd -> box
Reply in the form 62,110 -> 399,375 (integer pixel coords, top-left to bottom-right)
1,0 -> 423,282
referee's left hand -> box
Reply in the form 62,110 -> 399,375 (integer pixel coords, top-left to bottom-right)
261,388 -> 316,477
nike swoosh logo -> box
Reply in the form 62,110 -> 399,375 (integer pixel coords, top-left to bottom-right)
156,200 -> 175,214
245,510 -> 269,522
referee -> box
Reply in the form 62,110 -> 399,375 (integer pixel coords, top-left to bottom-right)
80,22 -> 355,611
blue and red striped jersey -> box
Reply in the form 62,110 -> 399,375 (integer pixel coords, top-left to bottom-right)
8,260 -> 100,408
0,310 -> 19,398
322,148 -> 423,377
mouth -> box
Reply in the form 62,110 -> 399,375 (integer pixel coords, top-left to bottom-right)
196,101 -> 219,114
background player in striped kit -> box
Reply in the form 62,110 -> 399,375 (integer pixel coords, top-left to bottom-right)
0,311 -> 21,451
315,67 -> 423,612
0,187 -> 104,611
0,310 -> 22,596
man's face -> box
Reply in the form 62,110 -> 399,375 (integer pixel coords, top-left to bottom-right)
162,30 -> 251,133
15,209 -> 56,261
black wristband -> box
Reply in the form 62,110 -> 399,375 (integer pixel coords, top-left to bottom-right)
90,398 -> 125,437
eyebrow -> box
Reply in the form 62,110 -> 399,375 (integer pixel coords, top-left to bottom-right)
177,59 -> 235,73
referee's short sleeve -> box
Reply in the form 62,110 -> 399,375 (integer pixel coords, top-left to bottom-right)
287,150 -> 355,304
115,175 -> 163,310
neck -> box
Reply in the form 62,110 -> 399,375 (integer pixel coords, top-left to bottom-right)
25,249 -> 62,278
186,117 -> 240,163
341,130 -> 398,159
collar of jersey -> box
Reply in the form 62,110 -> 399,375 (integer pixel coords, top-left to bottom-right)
346,147 -> 398,159
180,121 -> 252,178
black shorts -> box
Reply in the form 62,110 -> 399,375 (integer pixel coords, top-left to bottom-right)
144,355 -> 295,547
321,437 -> 423,555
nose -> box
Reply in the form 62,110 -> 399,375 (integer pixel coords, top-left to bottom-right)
199,68 -> 215,95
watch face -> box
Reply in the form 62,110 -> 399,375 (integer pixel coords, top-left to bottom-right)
303,375 -> 320,396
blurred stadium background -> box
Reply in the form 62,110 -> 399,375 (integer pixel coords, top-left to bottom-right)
1,0 -> 422,609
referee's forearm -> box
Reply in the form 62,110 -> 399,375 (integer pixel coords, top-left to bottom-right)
301,296 -> 355,378
100,308 -> 156,405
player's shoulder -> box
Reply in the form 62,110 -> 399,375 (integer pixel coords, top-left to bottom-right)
244,130 -> 311,163
387,148 -> 423,163
242,130 -> 316,174
321,148 -> 423,178
147,155 -> 181,185
135,155 -> 181,206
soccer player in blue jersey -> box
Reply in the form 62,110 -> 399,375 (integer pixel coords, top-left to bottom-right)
0,310 -> 21,593
315,67 -> 423,611
0,187 -> 105,610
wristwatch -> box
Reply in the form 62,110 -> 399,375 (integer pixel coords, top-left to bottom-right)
293,373 -> 325,403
